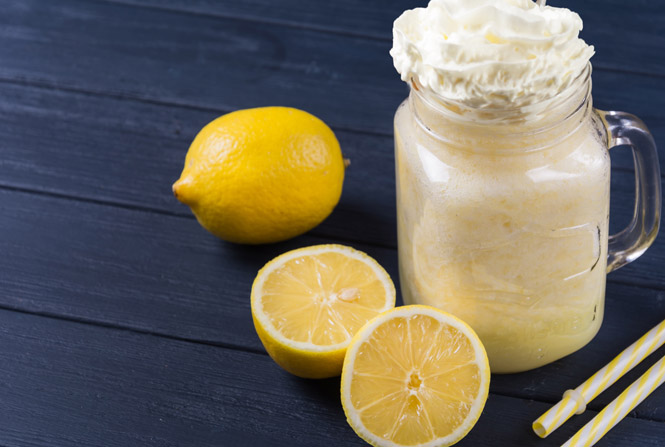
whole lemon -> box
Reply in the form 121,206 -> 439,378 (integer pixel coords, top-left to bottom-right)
173,107 -> 345,244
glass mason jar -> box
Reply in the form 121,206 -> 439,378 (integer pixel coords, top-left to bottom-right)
394,65 -> 661,373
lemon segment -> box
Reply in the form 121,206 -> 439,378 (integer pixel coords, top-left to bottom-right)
251,245 -> 396,378
341,305 -> 490,447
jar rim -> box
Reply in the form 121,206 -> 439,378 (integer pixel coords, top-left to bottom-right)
408,64 -> 594,153
410,63 -> 592,127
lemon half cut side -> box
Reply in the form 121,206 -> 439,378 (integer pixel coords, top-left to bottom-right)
251,244 -> 396,378
341,305 -> 490,447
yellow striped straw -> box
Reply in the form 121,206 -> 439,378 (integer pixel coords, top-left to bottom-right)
533,319 -> 665,438
562,355 -> 665,447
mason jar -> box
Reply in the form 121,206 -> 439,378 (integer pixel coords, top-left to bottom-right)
394,65 -> 661,373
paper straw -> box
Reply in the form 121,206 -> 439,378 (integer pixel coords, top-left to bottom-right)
533,319 -> 665,438
562,355 -> 665,447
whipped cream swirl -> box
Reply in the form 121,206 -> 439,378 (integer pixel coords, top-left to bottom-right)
390,0 -> 595,109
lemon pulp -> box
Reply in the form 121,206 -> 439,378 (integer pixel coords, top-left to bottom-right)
342,306 -> 490,447
251,245 -> 395,378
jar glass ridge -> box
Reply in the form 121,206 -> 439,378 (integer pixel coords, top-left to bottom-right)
409,64 -> 596,152
394,64 -> 612,373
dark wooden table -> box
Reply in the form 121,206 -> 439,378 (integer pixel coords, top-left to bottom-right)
1,1 -> 664,445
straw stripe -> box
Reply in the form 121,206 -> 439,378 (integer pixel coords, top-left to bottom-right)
562,356 -> 665,447
533,319 -> 665,438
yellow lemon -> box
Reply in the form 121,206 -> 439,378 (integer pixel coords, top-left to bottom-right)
341,305 -> 490,447
173,107 -> 345,244
251,245 -> 395,378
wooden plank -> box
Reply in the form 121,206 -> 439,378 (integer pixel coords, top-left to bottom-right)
2,308 -> 665,446
2,187 -> 665,420
98,0 -> 665,76
0,83 -> 397,247
98,0 -> 421,40
0,0 -> 663,431
0,80 -> 661,249
0,187 -> 401,350
0,0 -> 399,135
0,1 -> 661,444
0,0 -> 663,138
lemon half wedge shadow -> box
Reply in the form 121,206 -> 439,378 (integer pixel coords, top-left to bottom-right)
250,245 -> 396,378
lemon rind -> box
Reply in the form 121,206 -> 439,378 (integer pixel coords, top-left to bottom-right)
341,305 -> 491,447
251,244 -> 396,353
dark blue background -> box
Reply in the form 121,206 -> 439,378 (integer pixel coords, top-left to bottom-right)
0,0 -> 663,445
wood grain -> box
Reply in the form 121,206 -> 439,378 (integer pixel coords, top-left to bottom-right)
97,0 -> 423,40
0,0 -> 399,135
0,0 -> 663,445
0,187 -> 400,350
0,0 -> 661,251
0,82 -> 396,247
0,0 -> 662,138
97,0 -> 665,76
2,308 -> 665,446
1,186 -> 665,422
0,80 -> 661,249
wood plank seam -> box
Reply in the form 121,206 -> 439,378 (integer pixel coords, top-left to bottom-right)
501,395 -> 665,425
0,72 -> 661,146
607,276 -> 665,293
1,183 -> 664,427
0,2 -> 660,444
0,76 -> 392,139
91,0 -> 665,80
0,176 -> 649,257
0,80 -> 650,180
3,280 -> 662,383
0,183 -> 191,220
0,190 -> 662,343
93,0 -> 406,42
4,297 -> 663,427
0,182 -> 399,250
0,300 -> 267,355
488,388 -> 665,423
1,73 -> 660,150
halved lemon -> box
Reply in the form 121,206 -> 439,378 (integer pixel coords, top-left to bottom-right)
251,244 -> 396,378
341,305 -> 490,447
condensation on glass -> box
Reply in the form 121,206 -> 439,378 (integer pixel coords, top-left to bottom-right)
394,65 -> 661,373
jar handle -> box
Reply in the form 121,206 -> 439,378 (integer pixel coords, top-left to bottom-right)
597,110 -> 661,272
